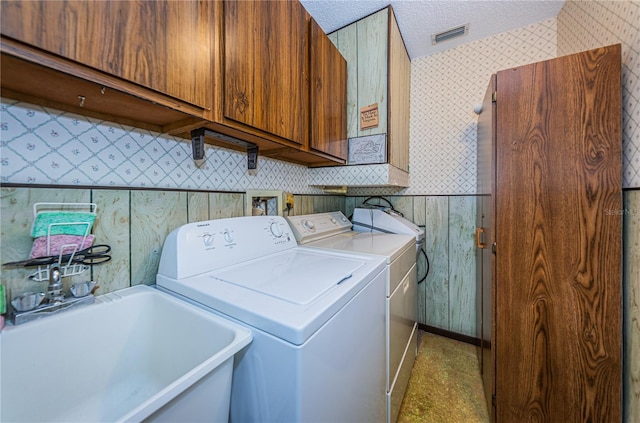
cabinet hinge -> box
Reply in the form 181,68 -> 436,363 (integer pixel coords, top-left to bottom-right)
492,242 -> 497,254
492,91 -> 497,103
492,394 -> 497,407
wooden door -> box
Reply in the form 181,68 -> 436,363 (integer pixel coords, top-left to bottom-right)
223,0 -> 309,147
495,45 -> 622,421
0,0 -> 212,110
309,18 -> 347,161
476,73 -> 496,420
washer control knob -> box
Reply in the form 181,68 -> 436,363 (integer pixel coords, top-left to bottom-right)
223,230 -> 233,243
302,219 -> 315,230
202,233 -> 214,246
270,221 -> 283,237
330,218 -> 337,224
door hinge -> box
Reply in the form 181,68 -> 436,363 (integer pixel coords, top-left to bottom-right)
492,242 -> 497,254
492,394 -> 497,407
492,91 -> 497,103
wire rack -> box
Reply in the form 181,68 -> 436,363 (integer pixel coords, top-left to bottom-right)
28,202 -> 97,282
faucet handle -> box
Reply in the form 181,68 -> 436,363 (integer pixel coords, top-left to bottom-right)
50,265 -> 61,282
47,265 -> 64,303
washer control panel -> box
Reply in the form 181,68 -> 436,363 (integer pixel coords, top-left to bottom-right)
191,217 -> 293,251
158,216 -> 297,280
286,211 -> 352,244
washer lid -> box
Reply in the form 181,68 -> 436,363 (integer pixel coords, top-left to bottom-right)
212,249 -> 363,305
158,247 -> 385,345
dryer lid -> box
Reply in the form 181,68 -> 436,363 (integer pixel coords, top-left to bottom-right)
352,208 -> 425,243
307,232 -> 414,263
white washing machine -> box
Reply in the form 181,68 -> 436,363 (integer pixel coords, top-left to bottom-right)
286,211 -> 418,423
156,215 -> 387,423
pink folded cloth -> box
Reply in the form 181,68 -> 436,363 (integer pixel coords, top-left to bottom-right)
30,235 -> 95,259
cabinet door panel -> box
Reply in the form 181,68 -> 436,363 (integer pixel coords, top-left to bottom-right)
310,19 -> 347,160
495,45 -> 621,422
223,0 -> 308,146
332,24 -> 359,139
388,9 -> 410,171
0,0 -> 211,109
356,8 -> 388,138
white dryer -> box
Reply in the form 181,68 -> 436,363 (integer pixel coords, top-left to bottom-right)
352,207 -> 426,258
156,216 -> 387,422
286,211 -> 418,423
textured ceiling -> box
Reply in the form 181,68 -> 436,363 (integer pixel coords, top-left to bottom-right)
300,0 -> 565,59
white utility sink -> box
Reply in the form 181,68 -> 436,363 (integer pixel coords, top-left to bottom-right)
0,285 -> 252,422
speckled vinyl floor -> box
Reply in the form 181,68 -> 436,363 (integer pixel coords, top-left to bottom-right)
397,331 -> 490,423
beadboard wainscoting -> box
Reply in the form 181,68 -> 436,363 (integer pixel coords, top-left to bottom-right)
0,187 -> 345,301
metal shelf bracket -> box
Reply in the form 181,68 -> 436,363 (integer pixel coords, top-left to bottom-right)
191,127 -> 259,170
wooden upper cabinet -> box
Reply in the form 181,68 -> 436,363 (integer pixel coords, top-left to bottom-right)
309,18 -> 347,161
329,6 -> 410,171
206,0 -> 346,165
0,0 -> 347,166
223,0 -> 309,147
1,0 -> 212,110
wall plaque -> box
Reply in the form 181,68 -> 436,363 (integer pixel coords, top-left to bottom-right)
348,134 -> 387,165
360,103 -> 379,129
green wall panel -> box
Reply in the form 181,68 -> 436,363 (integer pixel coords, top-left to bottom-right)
624,190 -> 640,422
421,196 -> 450,329
448,196 -> 477,337
130,191 -> 188,286
92,189 -> 130,294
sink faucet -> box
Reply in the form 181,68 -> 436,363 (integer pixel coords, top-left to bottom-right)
47,265 -> 65,304
11,267 -> 96,325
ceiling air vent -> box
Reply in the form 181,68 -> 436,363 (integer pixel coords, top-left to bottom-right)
431,24 -> 469,45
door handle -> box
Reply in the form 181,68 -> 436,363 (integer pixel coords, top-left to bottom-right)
476,227 -> 486,249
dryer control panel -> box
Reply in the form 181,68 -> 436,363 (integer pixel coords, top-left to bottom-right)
286,211 -> 352,244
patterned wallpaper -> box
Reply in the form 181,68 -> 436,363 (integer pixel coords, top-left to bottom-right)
401,17 -> 558,196
557,0 -> 640,188
0,98 -> 322,194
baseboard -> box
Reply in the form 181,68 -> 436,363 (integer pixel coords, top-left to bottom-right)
418,323 -> 481,347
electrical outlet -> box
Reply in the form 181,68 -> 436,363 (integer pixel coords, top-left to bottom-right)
245,190 -> 283,216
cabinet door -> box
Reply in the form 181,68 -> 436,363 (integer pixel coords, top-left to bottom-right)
0,0 -> 212,110
223,0 -> 309,147
495,45 -> 621,422
356,8 -> 388,138
330,24 -> 359,140
310,19 -> 347,161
